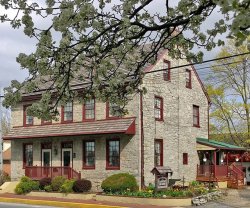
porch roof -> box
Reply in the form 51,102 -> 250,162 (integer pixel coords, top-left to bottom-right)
196,137 -> 246,151
3,118 -> 136,140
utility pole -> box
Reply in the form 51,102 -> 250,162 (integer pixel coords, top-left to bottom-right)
0,88 -> 3,171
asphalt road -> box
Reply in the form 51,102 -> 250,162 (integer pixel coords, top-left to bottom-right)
0,202 -> 58,208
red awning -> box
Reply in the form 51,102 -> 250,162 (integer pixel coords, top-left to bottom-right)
3,118 -> 136,140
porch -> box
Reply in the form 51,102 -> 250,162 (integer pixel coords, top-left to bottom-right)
197,164 -> 244,182
25,166 -> 81,180
196,138 -> 247,188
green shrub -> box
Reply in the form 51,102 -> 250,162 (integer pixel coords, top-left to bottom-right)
190,181 -> 200,187
60,179 -> 75,193
44,185 -> 52,192
51,176 -> 66,191
39,177 -> 52,190
101,173 -> 138,193
20,176 -> 31,183
145,183 -> 155,192
14,177 -> 39,195
193,187 -> 208,195
73,179 -> 92,193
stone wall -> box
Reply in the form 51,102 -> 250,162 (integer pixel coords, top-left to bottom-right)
9,50 -> 208,189
11,132 -> 140,190
142,52 -> 208,185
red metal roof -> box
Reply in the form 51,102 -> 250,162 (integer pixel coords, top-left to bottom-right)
3,118 -> 136,140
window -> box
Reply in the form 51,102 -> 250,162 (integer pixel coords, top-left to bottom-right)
23,105 -> 33,126
163,60 -> 171,81
106,139 -> 120,169
62,102 -> 73,123
83,99 -> 95,120
23,143 -> 33,168
155,139 -> 163,166
154,96 -> 163,121
186,69 -> 192,88
193,105 -> 200,127
183,153 -> 188,165
106,102 -> 120,118
83,141 -> 95,169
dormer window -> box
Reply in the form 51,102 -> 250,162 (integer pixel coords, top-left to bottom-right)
163,60 -> 171,81
23,105 -> 33,126
186,69 -> 192,88
62,102 -> 73,123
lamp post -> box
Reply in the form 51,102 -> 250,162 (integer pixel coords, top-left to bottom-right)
0,88 -> 3,171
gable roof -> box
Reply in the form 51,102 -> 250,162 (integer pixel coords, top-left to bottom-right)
143,50 -> 210,104
196,137 -> 246,150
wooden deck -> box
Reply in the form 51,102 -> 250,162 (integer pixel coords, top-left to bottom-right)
196,164 -> 245,189
196,176 -> 228,182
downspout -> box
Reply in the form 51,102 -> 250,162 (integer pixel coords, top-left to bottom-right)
140,91 -> 145,188
208,102 -> 211,141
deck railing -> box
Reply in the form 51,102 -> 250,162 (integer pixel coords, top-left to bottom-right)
25,166 -> 81,180
197,165 -> 214,177
197,165 -> 230,177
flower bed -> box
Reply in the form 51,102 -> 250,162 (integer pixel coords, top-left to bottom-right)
102,181 -> 217,199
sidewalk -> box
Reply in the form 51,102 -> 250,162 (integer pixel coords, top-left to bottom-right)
0,193 -> 172,208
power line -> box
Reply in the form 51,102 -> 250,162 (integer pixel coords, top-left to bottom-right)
144,52 -> 250,75
136,60 -> 246,82
18,52 -> 249,95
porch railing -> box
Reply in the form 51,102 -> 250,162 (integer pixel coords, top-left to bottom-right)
25,166 -> 81,180
197,165 -> 229,178
197,165 -> 214,177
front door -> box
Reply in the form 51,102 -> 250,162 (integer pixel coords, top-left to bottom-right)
62,148 -> 72,167
42,149 -> 51,177
62,148 -> 72,178
42,149 -> 51,167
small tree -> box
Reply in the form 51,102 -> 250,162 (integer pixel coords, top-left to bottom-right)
206,38 -> 250,146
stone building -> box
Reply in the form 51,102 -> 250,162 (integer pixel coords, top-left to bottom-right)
3,50 -> 209,189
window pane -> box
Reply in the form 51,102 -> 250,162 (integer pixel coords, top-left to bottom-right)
193,106 -> 199,126
186,69 -> 191,88
154,109 -> 160,119
64,102 -> 73,121
154,97 -> 162,120
26,115 -> 33,125
193,116 -> 198,125
108,140 -> 120,167
25,106 -> 33,125
84,99 -> 95,119
109,103 -> 120,117
154,141 -> 162,166
84,141 -> 95,167
183,153 -> 188,165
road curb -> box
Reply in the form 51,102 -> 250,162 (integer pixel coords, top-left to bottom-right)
0,197 -> 126,208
